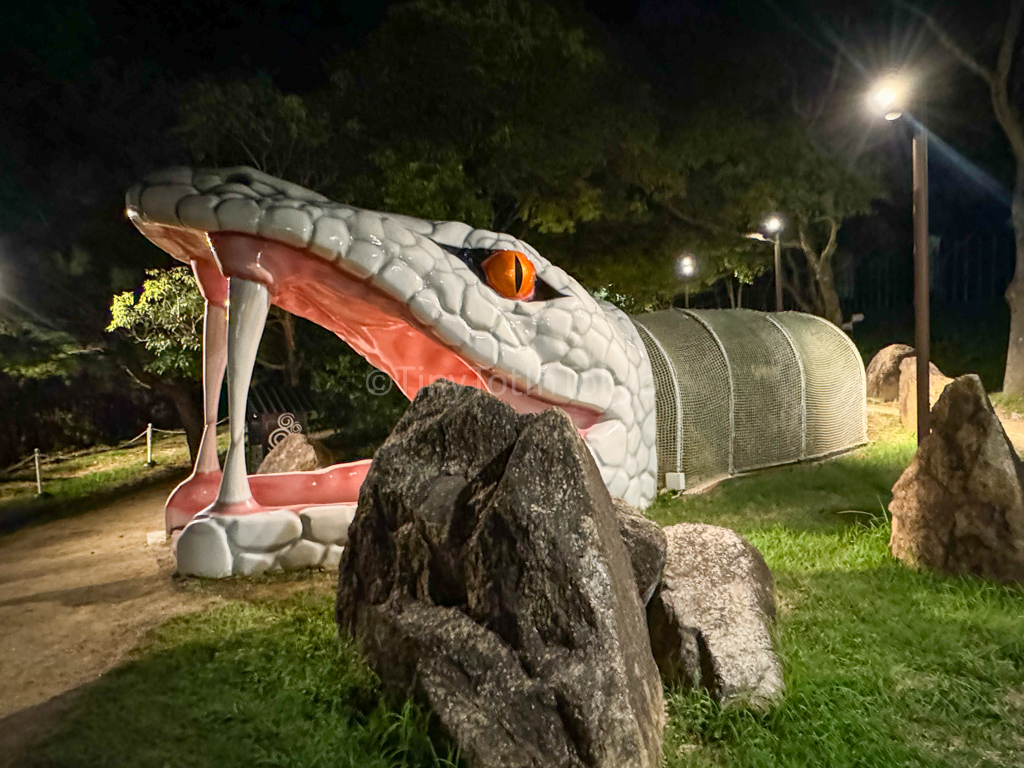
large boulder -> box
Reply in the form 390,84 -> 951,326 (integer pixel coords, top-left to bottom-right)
866,343 -> 915,401
898,357 -> 953,432
889,374 -> 1024,582
336,381 -> 665,768
612,499 -> 667,606
256,432 -> 333,474
646,524 -> 783,711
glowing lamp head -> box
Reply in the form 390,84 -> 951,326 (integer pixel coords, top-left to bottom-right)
873,87 -> 897,109
763,215 -> 783,234
677,253 -> 697,278
868,73 -> 908,120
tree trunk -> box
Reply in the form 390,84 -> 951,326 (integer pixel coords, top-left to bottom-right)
1003,163 -> 1024,395
163,382 -> 205,464
281,311 -> 301,387
815,267 -> 843,326
123,360 -> 204,466
725,278 -> 736,308
737,282 -> 744,308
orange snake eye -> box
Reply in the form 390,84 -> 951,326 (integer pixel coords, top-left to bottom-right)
481,250 -> 536,300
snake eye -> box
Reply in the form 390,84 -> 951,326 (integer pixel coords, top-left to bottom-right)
481,250 -> 536,300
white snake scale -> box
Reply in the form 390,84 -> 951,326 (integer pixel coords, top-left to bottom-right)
127,166 -> 659,508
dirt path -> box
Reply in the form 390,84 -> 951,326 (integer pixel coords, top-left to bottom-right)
0,483 -> 220,720
0,481 -> 335,766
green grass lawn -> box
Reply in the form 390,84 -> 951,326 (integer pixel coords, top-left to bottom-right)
22,591 -> 457,768
19,413 -> 1024,767
651,421 -> 1024,767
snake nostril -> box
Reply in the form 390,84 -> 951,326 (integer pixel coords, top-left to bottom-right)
224,172 -> 253,185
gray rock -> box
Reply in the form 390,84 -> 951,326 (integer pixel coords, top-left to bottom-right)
647,523 -> 782,711
612,498 -> 667,605
865,344 -> 915,401
890,374 -> 1024,582
337,381 -> 664,768
256,432 -> 333,474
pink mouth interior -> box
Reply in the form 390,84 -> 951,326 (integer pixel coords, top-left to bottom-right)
139,222 -> 599,526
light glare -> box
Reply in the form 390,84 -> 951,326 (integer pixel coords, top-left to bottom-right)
763,215 -> 783,234
868,73 -> 910,118
873,87 -> 897,108
677,254 -> 696,278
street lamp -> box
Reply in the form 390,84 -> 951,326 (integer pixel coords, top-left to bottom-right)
869,72 -> 930,443
763,215 -> 784,312
677,253 -> 696,277
677,253 -> 697,307
867,73 -> 908,121
744,214 -> 785,312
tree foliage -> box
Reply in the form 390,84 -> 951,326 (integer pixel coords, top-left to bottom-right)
176,77 -> 336,192
2,0 -> 922,458
107,267 -> 204,379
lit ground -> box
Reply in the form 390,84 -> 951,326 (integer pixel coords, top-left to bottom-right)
0,481 -> 334,766
3,405 -> 1024,767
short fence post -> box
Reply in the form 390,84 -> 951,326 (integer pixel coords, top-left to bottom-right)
34,448 -> 42,495
146,423 -> 154,466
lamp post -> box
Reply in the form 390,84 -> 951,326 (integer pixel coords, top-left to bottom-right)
869,73 -> 930,443
744,215 -> 785,312
763,215 -> 784,312
677,253 -> 697,307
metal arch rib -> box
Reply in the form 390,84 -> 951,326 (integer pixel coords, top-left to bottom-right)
765,313 -> 808,460
632,319 -> 683,476
679,309 -> 735,476
799,313 -> 869,443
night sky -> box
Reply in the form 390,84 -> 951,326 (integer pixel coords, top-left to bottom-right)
1,0 -> 1016,246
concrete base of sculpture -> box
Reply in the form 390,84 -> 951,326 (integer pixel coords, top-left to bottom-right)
175,504 -> 356,577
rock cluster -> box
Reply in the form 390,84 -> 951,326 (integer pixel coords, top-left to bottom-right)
866,343 -> 915,401
890,374 -> 1024,582
647,524 -> 783,712
256,432 -> 334,474
614,498 -> 667,605
336,381 -> 664,768
175,503 -> 355,577
336,381 -> 786,766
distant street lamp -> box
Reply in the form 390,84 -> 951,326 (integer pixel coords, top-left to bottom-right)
678,253 -> 697,277
677,253 -> 697,307
868,72 -> 931,443
763,215 -> 784,312
744,214 -> 785,312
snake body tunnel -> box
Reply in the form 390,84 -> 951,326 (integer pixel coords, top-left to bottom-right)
632,308 -> 867,492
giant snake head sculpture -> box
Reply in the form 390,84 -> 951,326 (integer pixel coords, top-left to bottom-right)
128,166 -> 865,577
127,166 -> 658,561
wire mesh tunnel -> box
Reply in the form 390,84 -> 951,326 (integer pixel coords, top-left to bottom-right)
631,308 -> 866,491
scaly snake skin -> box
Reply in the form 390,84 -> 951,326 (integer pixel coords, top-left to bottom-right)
126,166 -> 659,508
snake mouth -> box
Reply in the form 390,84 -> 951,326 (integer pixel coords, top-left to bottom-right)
127,167 -> 629,531
132,219 -> 602,428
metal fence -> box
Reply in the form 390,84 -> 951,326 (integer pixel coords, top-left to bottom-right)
632,308 -> 867,491
850,230 -> 1015,311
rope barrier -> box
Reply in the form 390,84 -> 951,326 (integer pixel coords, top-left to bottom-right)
0,417 -> 230,477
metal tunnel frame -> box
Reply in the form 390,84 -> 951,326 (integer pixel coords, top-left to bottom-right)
631,308 -> 867,491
